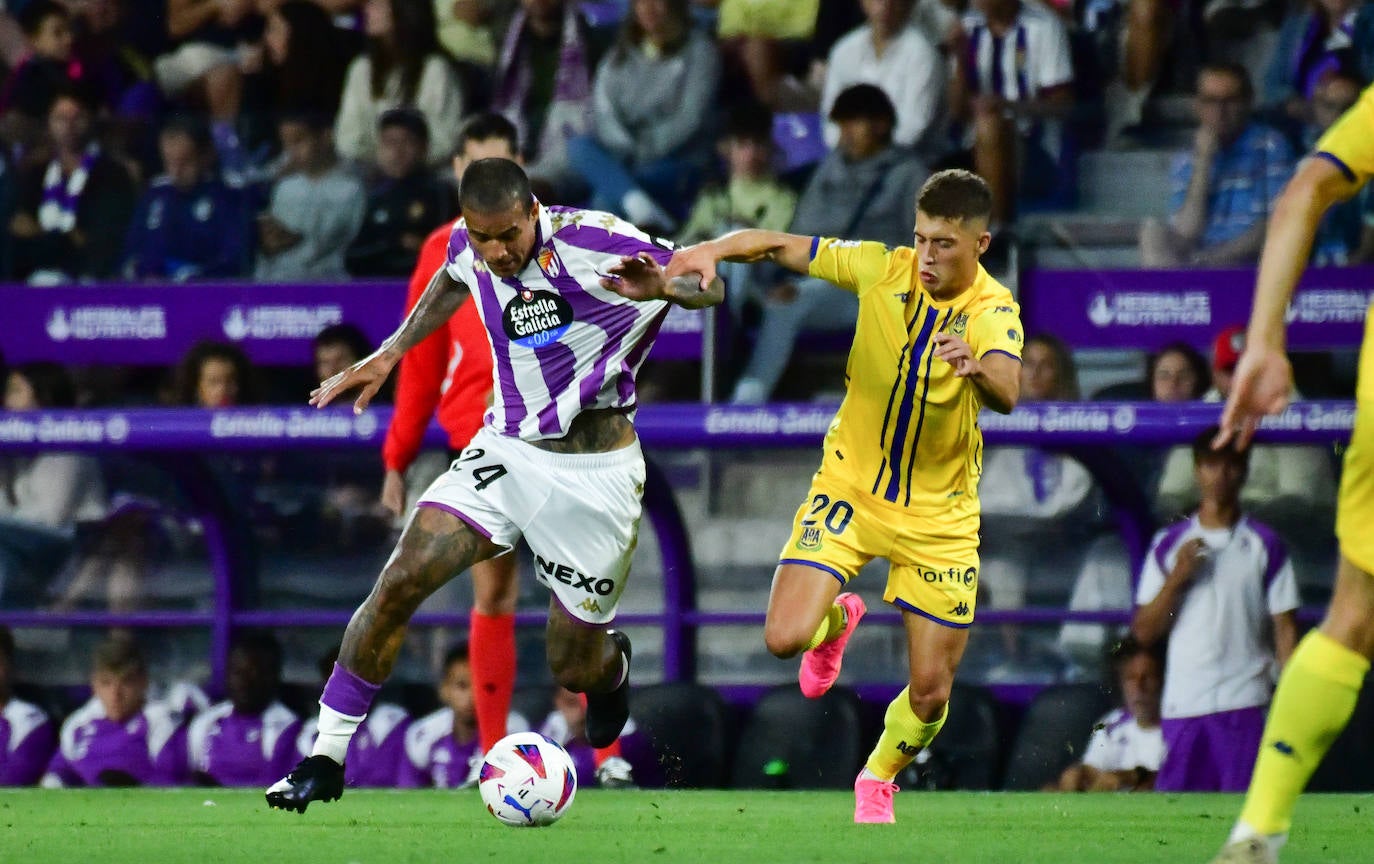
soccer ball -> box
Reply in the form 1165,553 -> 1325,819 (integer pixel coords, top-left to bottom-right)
478,731 -> 578,827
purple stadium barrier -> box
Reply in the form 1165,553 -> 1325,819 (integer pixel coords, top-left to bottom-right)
0,401 -> 1353,690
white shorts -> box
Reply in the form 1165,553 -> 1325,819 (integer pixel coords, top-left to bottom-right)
415,425 -> 646,625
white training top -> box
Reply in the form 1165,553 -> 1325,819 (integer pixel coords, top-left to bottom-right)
445,203 -> 671,442
1081,707 -> 1165,774
1135,514 -> 1299,719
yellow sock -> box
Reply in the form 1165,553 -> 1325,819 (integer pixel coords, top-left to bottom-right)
1239,630 -> 1369,834
802,602 -> 846,651
864,687 -> 948,780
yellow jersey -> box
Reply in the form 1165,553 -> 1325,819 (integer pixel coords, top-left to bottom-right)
807,237 -> 1024,515
1315,82 -> 1374,183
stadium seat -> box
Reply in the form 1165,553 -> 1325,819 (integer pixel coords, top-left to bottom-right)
1001,683 -> 1112,790
1309,677 -> 1374,792
731,685 -> 863,789
903,683 -> 1003,791
629,682 -> 731,788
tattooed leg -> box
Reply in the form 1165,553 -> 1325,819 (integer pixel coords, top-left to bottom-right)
544,598 -> 622,693
339,506 -> 501,682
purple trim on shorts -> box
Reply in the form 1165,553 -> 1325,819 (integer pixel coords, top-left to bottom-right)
416,501 -> 494,540
320,662 -> 381,717
890,597 -> 971,629
1246,517 -> 1290,591
980,349 -> 1022,364
778,558 -> 848,586
1153,518 -> 1193,575
473,267 -> 526,436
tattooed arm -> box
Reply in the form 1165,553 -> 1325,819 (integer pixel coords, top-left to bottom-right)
310,266 -> 470,413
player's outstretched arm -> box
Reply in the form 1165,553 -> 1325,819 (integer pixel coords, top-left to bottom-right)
599,252 -> 725,309
932,334 -> 1020,414
310,266 -> 470,414
666,230 -> 815,289
1216,155 -> 1356,449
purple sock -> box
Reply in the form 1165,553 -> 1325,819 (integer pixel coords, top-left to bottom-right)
320,662 -> 381,717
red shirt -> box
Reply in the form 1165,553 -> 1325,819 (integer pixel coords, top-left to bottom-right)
381,220 -> 493,472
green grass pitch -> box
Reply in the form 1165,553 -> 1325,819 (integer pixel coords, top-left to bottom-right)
3,789 -> 1371,863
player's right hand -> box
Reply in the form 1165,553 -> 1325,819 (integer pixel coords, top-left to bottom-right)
664,242 -> 719,291
380,469 -> 407,517
309,349 -> 399,414
1214,344 -> 1293,450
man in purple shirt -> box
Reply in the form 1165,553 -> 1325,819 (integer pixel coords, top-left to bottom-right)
42,636 -> 188,787
187,631 -> 302,787
400,642 -> 528,788
295,646 -> 410,789
0,625 -> 55,785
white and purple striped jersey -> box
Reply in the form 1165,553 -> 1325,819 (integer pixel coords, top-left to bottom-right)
445,203 -> 672,442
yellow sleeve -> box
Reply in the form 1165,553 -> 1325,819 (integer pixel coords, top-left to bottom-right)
967,301 -> 1025,361
807,238 -> 892,296
1314,83 -> 1374,184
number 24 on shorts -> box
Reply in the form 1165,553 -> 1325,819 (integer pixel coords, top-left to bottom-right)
454,447 -> 508,491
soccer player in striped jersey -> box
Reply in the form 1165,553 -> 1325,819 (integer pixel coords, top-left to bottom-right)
1206,82 -> 1374,864
668,169 -> 1023,823
266,158 -> 722,813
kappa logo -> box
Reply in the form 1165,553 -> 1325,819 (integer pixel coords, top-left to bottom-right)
798,526 -> 823,551
577,598 -> 603,614
949,601 -> 970,617
893,291 -> 911,303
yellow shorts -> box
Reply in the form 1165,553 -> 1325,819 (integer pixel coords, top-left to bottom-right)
717,0 -> 819,40
1337,307 -> 1374,574
779,474 -> 980,628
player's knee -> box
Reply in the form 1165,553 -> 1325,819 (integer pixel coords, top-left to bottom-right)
906,674 -> 952,719
762,621 -> 807,659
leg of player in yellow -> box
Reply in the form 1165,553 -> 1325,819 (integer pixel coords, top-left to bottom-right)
1213,328 -> 1374,862
764,560 -> 869,695
855,610 -> 967,823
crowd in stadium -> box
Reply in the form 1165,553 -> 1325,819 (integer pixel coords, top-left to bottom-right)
0,0 -> 1369,801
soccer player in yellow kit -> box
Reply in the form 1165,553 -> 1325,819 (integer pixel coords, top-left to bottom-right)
668,169 -> 1023,823
1208,84 -> 1374,864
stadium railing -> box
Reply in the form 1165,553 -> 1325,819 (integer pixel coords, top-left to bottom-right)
0,400 -> 1353,694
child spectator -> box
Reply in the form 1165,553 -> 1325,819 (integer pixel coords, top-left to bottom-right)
42,637 -> 189,787
400,643 -> 529,788
123,115 -> 252,280
187,631 -> 301,787
170,340 -> 257,408
678,105 -> 797,328
255,113 -> 365,281
345,108 -> 453,277
295,645 -> 410,788
0,625 -> 56,785
0,0 -> 85,147
1050,636 -> 1166,792
335,0 -> 465,166
9,89 -> 137,283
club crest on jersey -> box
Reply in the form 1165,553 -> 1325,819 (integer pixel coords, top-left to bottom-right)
950,313 -> 968,337
537,247 -> 562,277
797,526 -> 824,551
503,289 -> 574,348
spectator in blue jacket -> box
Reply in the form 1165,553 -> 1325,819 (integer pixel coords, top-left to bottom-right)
123,115 -> 252,280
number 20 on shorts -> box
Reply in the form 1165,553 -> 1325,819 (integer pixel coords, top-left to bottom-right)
802,494 -> 853,534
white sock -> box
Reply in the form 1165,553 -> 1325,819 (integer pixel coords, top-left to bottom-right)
859,766 -> 893,783
1228,821 -> 1287,856
621,189 -> 677,232
312,703 -> 365,764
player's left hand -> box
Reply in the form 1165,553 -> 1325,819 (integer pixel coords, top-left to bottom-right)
599,252 -> 668,301
309,349 -> 400,414
933,333 -> 979,377
1215,343 -> 1293,450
